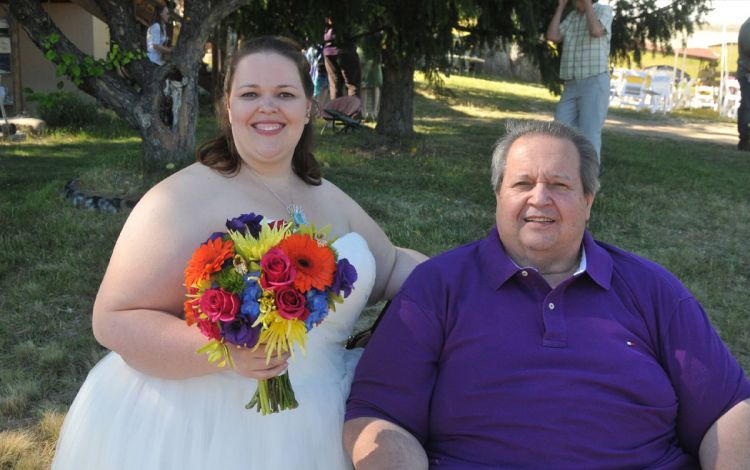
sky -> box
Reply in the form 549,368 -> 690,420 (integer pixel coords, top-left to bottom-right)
681,0 -> 749,48
703,0 -> 750,28
599,0 -> 750,28
597,0 -> 750,47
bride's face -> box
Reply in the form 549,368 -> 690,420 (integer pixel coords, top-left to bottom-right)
226,52 -> 312,174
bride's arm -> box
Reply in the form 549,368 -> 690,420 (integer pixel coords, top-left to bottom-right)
376,246 -> 428,301
92,176 -> 288,380
327,183 -> 428,304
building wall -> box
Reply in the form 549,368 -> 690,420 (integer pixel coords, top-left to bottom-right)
92,13 -> 110,60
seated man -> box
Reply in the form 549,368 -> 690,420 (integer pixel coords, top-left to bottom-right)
344,120 -> 750,469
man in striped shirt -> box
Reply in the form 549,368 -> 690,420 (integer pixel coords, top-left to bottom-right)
547,0 -> 613,162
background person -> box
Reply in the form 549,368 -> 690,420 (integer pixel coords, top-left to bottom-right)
146,4 -> 180,125
52,36 -> 425,469
306,43 -> 330,115
344,120 -> 750,470
738,15 -> 750,151
546,0 -> 612,162
323,17 -> 362,99
146,5 -> 172,66
357,45 -> 382,122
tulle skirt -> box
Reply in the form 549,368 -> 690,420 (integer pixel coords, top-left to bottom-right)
53,348 -> 362,470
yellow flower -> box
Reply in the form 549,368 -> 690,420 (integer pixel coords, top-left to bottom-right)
230,220 -> 292,262
257,316 -> 308,362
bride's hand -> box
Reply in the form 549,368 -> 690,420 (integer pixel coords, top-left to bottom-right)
230,346 -> 290,380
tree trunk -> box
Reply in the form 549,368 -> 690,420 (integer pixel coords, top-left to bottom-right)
139,72 -> 198,163
376,48 -> 415,136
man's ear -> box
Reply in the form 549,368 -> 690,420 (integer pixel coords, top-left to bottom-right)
584,192 -> 595,222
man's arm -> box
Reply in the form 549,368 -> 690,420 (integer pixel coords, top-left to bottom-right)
581,0 -> 606,37
699,398 -> 750,470
343,417 -> 428,470
545,0 -> 569,43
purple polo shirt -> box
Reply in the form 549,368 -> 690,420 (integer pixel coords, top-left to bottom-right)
346,227 -> 750,469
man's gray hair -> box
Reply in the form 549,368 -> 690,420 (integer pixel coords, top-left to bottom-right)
490,120 -> 600,196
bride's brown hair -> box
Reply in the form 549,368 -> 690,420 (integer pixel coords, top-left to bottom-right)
197,36 -> 321,185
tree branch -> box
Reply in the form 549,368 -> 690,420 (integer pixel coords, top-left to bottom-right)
9,0 -> 142,128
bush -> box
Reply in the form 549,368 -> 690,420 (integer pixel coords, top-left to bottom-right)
24,90 -> 99,129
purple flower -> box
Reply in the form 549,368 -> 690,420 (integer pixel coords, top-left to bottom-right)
305,289 -> 329,330
221,317 -> 261,348
331,258 -> 357,298
226,212 -> 264,238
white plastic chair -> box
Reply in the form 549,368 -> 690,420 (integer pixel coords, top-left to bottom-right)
690,85 -> 718,110
613,70 -> 648,109
720,79 -> 741,119
643,72 -> 673,113
609,68 -> 626,103
672,78 -> 694,110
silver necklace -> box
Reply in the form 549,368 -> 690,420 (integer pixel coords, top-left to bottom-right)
251,167 -> 307,226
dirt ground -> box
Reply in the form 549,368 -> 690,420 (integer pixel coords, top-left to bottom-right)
604,113 -> 739,148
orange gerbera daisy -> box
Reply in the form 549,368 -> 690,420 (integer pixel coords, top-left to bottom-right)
278,233 -> 335,292
184,237 -> 235,288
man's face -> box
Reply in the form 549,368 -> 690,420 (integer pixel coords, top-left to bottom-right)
495,134 -> 594,269
574,0 -> 586,12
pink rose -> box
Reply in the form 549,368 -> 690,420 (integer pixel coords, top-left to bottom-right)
275,286 -> 309,321
260,247 -> 296,289
199,288 -> 239,322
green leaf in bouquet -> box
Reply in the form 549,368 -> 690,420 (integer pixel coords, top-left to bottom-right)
217,268 -> 245,294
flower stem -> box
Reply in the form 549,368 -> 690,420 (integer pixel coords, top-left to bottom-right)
245,373 -> 298,414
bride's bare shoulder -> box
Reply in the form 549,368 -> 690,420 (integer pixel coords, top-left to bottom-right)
139,163 -> 227,204
126,163 -> 235,228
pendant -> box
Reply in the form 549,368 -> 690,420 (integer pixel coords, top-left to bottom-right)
288,204 -> 307,226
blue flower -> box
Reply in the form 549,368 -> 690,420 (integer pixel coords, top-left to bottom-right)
221,317 -> 261,348
207,231 -> 225,242
226,212 -> 264,238
305,289 -> 329,330
331,258 -> 358,298
240,275 -> 262,321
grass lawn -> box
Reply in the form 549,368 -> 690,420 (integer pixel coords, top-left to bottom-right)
1,73 -> 748,467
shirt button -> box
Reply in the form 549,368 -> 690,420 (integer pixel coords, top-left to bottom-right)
521,270 -> 528,277
548,302 -> 555,310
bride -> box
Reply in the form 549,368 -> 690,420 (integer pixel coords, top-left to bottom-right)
52,36 -> 426,469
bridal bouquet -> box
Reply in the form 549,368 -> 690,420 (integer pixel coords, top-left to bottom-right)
183,212 -> 358,415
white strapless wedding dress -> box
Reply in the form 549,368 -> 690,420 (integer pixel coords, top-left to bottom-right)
52,233 -> 375,470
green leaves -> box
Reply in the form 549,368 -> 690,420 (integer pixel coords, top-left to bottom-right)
39,35 -> 146,87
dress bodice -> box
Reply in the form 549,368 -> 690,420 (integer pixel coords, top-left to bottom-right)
287,232 -> 375,380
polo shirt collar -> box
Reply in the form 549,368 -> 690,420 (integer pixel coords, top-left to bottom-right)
581,229 -> 612,290
479,227 -> 612,290
478,226 -> 522,289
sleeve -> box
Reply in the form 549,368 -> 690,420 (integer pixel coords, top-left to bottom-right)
345,275 -> 444,445
596,4 -> 613,35
559,11 -> 572,39
660,295 -> 750,455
